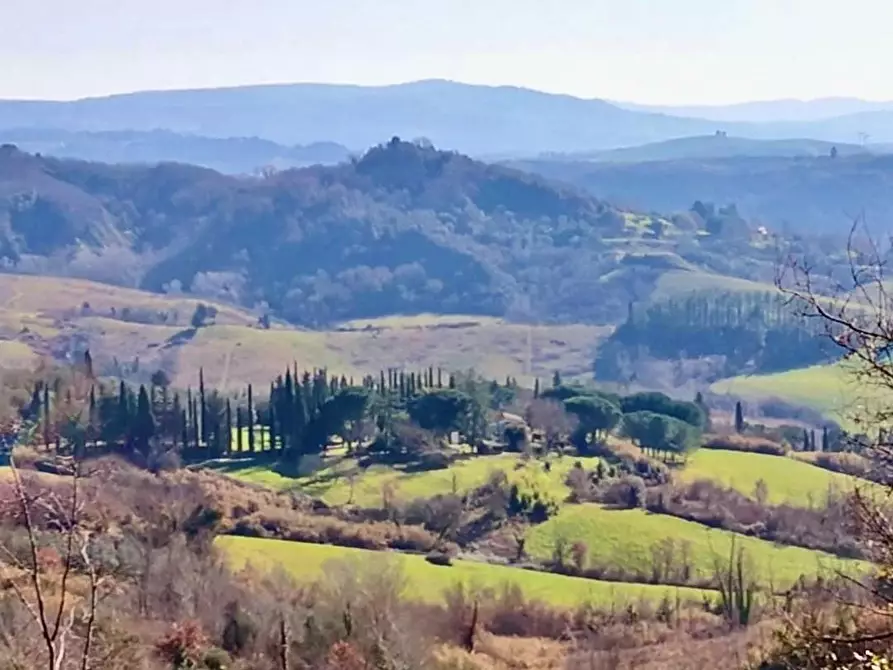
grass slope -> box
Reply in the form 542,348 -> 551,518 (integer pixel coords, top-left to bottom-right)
710,362 -> 888,430
0,273 -> 608,387
217,536 -> 709,607
219,453 -> 600,508
679,449 -> 876,506
525,504 -> 868,589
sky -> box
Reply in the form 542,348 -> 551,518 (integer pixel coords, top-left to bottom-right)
3,0 -> 893,104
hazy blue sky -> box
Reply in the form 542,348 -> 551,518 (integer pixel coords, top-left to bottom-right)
4,0 -> 891,104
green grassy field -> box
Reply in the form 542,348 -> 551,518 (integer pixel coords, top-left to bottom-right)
652,270 -> 776,301
524,504 -> 869,589
217,536 -> 710,607
679,449 -> 876,506
710,362 -> 888,430
219,452 -> 600,507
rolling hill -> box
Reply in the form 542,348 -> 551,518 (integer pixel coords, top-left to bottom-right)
0,139 -> 791,328
512,153 -> 893,234
541,135 -> 872,163
0,128 -> 351,174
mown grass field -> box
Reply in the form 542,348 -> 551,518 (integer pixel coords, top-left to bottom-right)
710,361 -> 889,431
218,452 -> 600,507
524,504 -> 869,589
679,449 -> 877,506
217,536 -> 710,607
0,273 -> 609,388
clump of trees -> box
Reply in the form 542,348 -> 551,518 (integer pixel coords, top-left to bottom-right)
595,291 -> 836,382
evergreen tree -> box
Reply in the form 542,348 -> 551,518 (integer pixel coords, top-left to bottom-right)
225,399 -> 233,455
42,383 -> 50,448
437,368 -> 443,389
133,385 -> 155,455
247,384 -> 255,453
822,425 -> 829,452
533,378 -> 540,399
199,369 -> 208,446
552,370 -> 562,388
734,401 -> 745,433
803,428 -> 811,452
236,407 -> 244,452
191,397 -> 200,450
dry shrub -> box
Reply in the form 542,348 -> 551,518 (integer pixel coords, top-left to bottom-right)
799,451 -> 873,479
703,433 -> 788,456
154,619 -> 210,668
646,479 -> 861,560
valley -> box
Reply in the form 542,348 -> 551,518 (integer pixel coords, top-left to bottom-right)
0,82 -> 891,670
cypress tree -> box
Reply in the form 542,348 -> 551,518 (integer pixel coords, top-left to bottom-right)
822,425 -> 829,452
199,369 -> 208,446
171,392 -> 183,450
225,399 -> 233,455
269,403 -> 278,451
180,409 -> 189,451
88,385 -> 97,448
118,380 -> 129,446
533,378 -> 540,399
134,385 -> 155,456
437,368 -> 443,388
448,373 -> 456,390
811,430 -> 817,452
192,397 -> 200,450
186,389 -> 194,448
236,407 -> 244,453
803,429 -> 810,452
734,401 -> 745,434
42,383 -> 50,448
247,384 -> 255,453
379,370 -> 386,394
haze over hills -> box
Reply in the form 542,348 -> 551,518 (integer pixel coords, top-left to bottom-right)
539,135 -> 875,163
511,153 -> 893,235
615,97 -> 893,123
5,79 -> 893,157
0,128 -> 352,174
0,139 -> 795,329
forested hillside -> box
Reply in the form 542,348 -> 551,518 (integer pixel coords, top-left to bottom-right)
512,153 -> 893,234
0,139 -> 800,326
594,291 -> 837,384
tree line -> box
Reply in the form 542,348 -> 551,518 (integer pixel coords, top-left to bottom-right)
595,290 -> 836,381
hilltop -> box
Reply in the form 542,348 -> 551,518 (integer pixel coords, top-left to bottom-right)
0,139 -> 791,328
540,135 -> 872,163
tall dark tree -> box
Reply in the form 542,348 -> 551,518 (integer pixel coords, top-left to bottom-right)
133,385 -> 155,456
734,401 -> 745,434
42,383 -> 50,448
247,384 -> 255,453
533,378 -> 540,399
199,369 -> 208,446
225,399 -> 233,456
236,407 -> 244,452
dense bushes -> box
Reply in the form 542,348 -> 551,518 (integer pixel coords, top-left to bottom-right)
703,433 -> 788,456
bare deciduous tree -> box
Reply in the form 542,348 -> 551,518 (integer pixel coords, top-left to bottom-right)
0,457 -> 103,670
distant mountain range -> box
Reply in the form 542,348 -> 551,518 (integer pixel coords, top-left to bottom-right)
614,97 -> 893,123
4,80 -> 893,157
0,128 -> 352,174
537,135 -> 879,163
